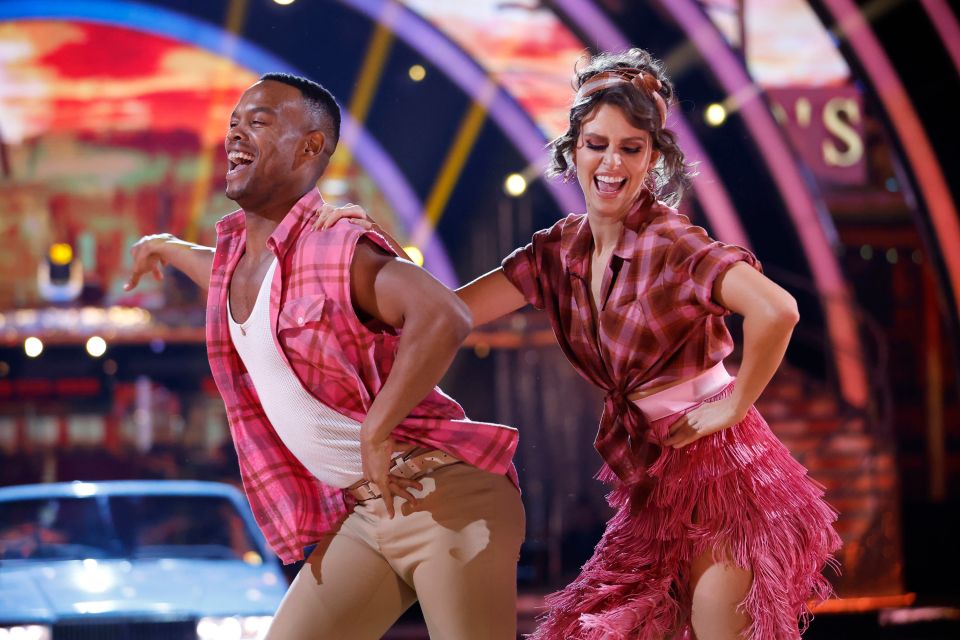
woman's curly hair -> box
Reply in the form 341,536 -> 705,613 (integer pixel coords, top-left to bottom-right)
548,48 -> 694,207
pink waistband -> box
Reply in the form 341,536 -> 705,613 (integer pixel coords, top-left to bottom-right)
631,362 -> 733,422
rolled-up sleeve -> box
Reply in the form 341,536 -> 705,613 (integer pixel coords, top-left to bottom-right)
501,243 -> 544,310
668,223 -> 761,316
501,222 -> 565,311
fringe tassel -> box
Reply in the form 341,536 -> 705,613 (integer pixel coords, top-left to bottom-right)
530,393 -> 841,640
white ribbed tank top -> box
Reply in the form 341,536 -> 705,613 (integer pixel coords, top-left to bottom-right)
227,258 -> 364,488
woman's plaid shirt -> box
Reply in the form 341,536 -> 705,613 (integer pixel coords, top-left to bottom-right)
502,193 -> 759,496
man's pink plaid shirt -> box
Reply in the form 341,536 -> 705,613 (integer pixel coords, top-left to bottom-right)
206,189 -> 519,564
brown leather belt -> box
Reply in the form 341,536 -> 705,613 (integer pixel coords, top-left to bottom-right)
347,448 -> 462,502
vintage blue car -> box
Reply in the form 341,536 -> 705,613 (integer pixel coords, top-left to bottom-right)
0,480 -> 288,640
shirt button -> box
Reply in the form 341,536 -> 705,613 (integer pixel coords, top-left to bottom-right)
297,317 -> 305,325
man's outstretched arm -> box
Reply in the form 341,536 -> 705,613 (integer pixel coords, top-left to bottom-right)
125,234 -> 215,292
350,239 -> 472,517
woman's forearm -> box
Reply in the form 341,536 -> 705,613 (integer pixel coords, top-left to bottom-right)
728,305 -> 798,417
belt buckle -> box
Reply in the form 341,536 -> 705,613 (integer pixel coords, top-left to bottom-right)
352,480 -> 381,502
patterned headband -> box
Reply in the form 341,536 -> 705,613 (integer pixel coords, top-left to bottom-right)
574,67 -> 668,128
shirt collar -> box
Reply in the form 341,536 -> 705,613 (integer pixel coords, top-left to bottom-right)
561,191 -> 656,278
213,189 -> 325,258
266,189 -> 325,258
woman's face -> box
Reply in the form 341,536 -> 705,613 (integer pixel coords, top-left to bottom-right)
574,102 -> 660,220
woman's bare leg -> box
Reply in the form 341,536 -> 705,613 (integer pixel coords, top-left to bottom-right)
689,546 -> 753,640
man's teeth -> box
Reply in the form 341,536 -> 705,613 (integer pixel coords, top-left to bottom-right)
228,151 -> 254,164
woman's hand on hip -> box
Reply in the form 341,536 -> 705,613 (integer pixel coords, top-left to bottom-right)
662,396 -> 746,449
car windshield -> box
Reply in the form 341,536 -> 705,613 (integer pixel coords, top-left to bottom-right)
0,494 -> 261,562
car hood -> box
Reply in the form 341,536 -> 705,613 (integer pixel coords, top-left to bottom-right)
0,558 -> 286,622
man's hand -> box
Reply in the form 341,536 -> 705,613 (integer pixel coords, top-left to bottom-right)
125,233 -> 174,291
124,233 -> 215,292
349,240 -> 470,516
359,434 -> 423,517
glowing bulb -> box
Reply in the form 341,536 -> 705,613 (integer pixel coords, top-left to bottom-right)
49,243 -> 73,266
408,64 -> 426,82
86,336 -> 107,358
402,246 -> 424,267
704,103 -> 727,127
504,173 -> 527,197
24,337 -> 43,358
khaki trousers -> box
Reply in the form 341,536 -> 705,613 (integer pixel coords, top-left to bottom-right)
265,463 -> 525,640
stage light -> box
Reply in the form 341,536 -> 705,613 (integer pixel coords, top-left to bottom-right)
49,243 -> 73,266
273,0 -> 295,5
704,103 -> 727,127
860,245 -> 873,261
86,336 -> 107,358
885,248 -> 898,264
408,64 -> 426,82
402,246 -> 424,267
24,337 -> 43,358
504,173 -> 527,197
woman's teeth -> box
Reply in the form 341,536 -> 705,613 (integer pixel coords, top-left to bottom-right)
595,175 -> 626,193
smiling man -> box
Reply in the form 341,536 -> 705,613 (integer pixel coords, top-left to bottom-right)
126,73 -> 523,639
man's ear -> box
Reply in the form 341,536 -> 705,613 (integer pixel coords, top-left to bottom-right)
303,130 -> 327,158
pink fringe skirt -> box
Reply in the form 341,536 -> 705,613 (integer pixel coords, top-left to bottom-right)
530,381 -> 842,640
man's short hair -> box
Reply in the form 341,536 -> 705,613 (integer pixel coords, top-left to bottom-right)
260,72 -> 341,150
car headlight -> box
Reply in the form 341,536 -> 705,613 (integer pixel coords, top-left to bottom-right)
0,626 -> 52,640
196,616 -> 273,640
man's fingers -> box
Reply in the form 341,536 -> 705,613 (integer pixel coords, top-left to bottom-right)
380,481 -> 395,518
389,483 -> 419,507
399,477 -> 424,492
123,273 -> 139,291
389,476 -> 423,492
152,263 -> 164,281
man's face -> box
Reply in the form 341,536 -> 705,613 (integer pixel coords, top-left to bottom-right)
223,80 -> 313,206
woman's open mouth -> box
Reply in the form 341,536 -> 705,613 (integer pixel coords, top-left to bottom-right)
594,174 -> 627,197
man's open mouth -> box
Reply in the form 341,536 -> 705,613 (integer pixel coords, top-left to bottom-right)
227,151 -> 255,176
